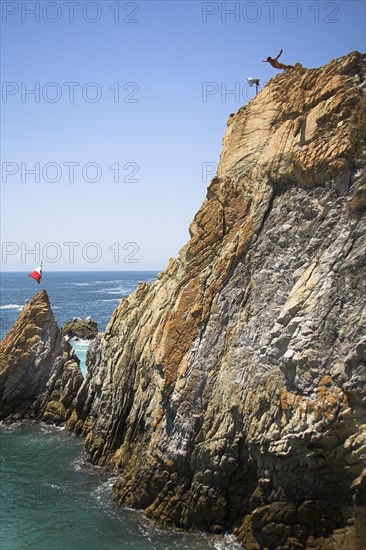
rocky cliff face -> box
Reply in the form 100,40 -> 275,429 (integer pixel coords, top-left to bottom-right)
0,290 -> 83,423
1,52 -> 365,549
67,52 -> 366,549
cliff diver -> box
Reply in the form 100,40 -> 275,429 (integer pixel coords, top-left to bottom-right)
263,49 -> 293,70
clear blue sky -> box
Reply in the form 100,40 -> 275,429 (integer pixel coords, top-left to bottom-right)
1,0 -> 365,271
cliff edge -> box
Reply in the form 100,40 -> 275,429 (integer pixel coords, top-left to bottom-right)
68,52 -> 366,549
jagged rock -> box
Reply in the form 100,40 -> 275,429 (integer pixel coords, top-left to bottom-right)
0,290 -> 84,423
66,52 -> 366,548
62,317 -> 98,340
3,52 -> 366,549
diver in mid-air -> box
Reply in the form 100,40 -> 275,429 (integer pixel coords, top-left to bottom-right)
263,49 -> 293,70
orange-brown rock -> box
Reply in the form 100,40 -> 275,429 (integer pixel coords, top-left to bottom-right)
3,52 -> 366,549
0,290 -> 83,423
65,52 -> 366,548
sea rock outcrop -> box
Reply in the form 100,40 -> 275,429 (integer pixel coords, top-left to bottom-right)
62,317 -> 98,340
0,290 -> 83,423
67,52 -> 366,549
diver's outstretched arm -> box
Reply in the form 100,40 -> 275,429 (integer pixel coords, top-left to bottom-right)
275,49 -> 283,60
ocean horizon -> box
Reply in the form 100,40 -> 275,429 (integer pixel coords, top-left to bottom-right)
0,270 -> 159,341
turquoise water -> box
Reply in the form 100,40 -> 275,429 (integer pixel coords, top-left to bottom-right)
0,423 -> 241,550
71,339 -> 89,376
0,273 -> 243,550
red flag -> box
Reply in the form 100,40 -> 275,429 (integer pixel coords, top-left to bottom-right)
29,263 -> 42,284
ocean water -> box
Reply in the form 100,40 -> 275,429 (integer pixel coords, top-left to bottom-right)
0,423 -> 242,550
0,271 -> 158,341
71,338 -> 89,376
0,272 -> 242,550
